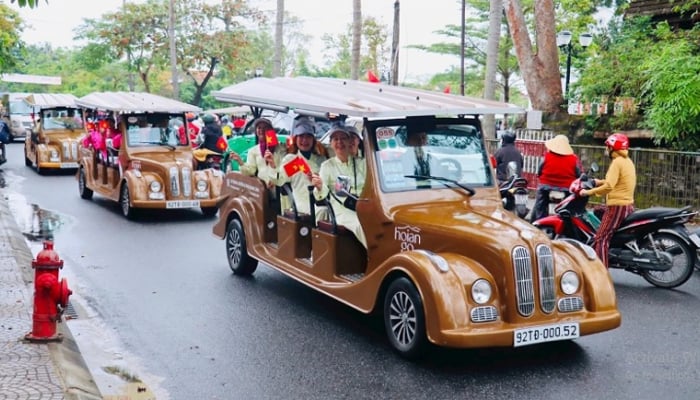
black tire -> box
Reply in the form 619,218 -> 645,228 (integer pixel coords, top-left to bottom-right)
24,148 -> 32,167
641,232 -> 694,288
35,160 -> 44,175
78,168 -> 93,200
201,206 -> 218,218
226,218 -> 257,275
120,183 -> 137,220
383,277 -> 428,359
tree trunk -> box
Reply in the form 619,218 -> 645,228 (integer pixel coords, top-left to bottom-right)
351,0 -> 361,80
273,0 -> 284,77
503,0 -> 564,113
483,0 -> 502,139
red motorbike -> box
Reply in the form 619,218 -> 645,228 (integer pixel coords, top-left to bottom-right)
532,163 -> 697,288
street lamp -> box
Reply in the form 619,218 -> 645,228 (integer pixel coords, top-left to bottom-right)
557,30 -> 593,99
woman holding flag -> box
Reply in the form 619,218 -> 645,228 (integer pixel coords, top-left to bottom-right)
231,117 -> 286,187
279,118 -> 328,216
311,123 -> 367,248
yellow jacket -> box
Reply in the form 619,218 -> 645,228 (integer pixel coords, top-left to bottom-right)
588,150 -> 636,206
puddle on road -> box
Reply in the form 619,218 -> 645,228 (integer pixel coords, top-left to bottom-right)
22,203 -> 65,241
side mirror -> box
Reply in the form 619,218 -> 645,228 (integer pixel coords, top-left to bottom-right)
105,138 -> 114,150
590,162 -> 599,173
334,175 -> 352,196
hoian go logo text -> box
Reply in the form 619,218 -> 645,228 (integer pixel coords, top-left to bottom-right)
395,225 -> 421,252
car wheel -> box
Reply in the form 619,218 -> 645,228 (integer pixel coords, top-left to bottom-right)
226,218 -> 257,275
201,207 -> 218,218
24,148 -> 32,167
78,168 -> 93,200
120,184 -> 137,220
383,277 -> 428,359
35,160 -> 44,175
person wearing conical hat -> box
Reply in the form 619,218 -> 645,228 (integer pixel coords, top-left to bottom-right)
530,134 -> 581,222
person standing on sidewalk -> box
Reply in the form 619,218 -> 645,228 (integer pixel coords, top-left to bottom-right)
530,134 -> 581,222
579,133 -> 636,268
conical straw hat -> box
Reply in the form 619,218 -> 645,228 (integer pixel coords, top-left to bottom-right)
545,135 -> 573,155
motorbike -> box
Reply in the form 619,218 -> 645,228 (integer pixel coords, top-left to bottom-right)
0,120 -> 9,166
193,148 -> 223,171
499,161 -> 529,219
687,226 -> 700,272
532,163 -> 697,288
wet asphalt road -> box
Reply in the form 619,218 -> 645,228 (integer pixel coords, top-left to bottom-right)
2,142 -> 700,400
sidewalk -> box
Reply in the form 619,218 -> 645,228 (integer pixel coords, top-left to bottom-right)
0,193 -> 102,399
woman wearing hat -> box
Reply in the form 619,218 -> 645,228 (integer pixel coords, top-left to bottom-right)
311,124 -> 367,248
530,134 -> 581,222
279,118 -> 327,216
231,117 -> 286,187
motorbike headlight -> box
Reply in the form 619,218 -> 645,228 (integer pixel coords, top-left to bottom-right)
471,279 -> 492,304
196,180 -> 208,192
560,271 -> 580,295
150,181 -> 162,193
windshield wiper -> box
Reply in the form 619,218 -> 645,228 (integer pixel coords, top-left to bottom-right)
142,141 -> 176,150
404,174 -> 476,196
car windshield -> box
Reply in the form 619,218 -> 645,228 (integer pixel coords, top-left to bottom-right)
374,120 -> 493,192
41,108 -> 84,130
9,101 -> 33,115
125,113 -> 188,147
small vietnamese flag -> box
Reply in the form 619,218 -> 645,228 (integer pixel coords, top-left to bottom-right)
265,129 -> 279,148
216,136 -> 228,152
283,156 -> 311,177
367,70 -> 380,83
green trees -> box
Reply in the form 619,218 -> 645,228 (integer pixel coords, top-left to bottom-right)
577,17 -> 700,149
0,4 -> 23,72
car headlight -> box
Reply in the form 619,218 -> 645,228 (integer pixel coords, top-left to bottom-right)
196,180 -> 207,192
50,149 -> 58,158
560,271 -> 580,295
150,181 -> 162,192
471,279 -> 492,304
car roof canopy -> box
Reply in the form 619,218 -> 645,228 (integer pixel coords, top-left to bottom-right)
76,92 -> 202,114
23,93 -> 79,109
212,77 -> 525,119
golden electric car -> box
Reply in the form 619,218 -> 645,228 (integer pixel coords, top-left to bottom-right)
76,91 -> 223,219
211,77 -> 621,358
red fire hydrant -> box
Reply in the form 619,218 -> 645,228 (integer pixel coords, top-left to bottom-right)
25,240 -> 72,342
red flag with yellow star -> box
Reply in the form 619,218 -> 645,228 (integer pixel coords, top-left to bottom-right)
283,156 -> 311,177
265,129 -> 279,148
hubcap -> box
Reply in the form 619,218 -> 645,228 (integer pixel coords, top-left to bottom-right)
227,228 -> 242,267
389,291 -> 416,346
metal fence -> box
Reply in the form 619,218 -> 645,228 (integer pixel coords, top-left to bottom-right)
486,130 -> 700,210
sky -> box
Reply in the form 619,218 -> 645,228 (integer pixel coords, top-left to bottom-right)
12,0 -> 462,84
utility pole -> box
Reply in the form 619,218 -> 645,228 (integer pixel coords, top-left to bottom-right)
169,0 -> 179,99
273,0 -> 284,77
390,1 -> 400,86
460,1 -> 465,96
123,0 -> 135,91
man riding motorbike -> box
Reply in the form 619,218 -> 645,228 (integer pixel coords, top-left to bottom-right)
193,113 -> 226,170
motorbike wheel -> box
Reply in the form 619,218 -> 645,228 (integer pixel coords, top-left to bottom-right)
641,232 -> 694,288
226,218 -> 258,276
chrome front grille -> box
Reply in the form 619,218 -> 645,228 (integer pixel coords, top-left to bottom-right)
558,297 -> 583,312
537,244 -> 556,313
513,246 -> 535,316
182,168 -> 192,197
169,166 -> 180,197
471,306 -> 498,323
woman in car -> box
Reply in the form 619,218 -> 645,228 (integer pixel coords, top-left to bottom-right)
279,118 -> 327,216
231,117 -> 286,187
311,124 -> 367,248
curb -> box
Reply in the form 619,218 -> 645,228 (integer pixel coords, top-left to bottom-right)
1,190 -> 102,400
